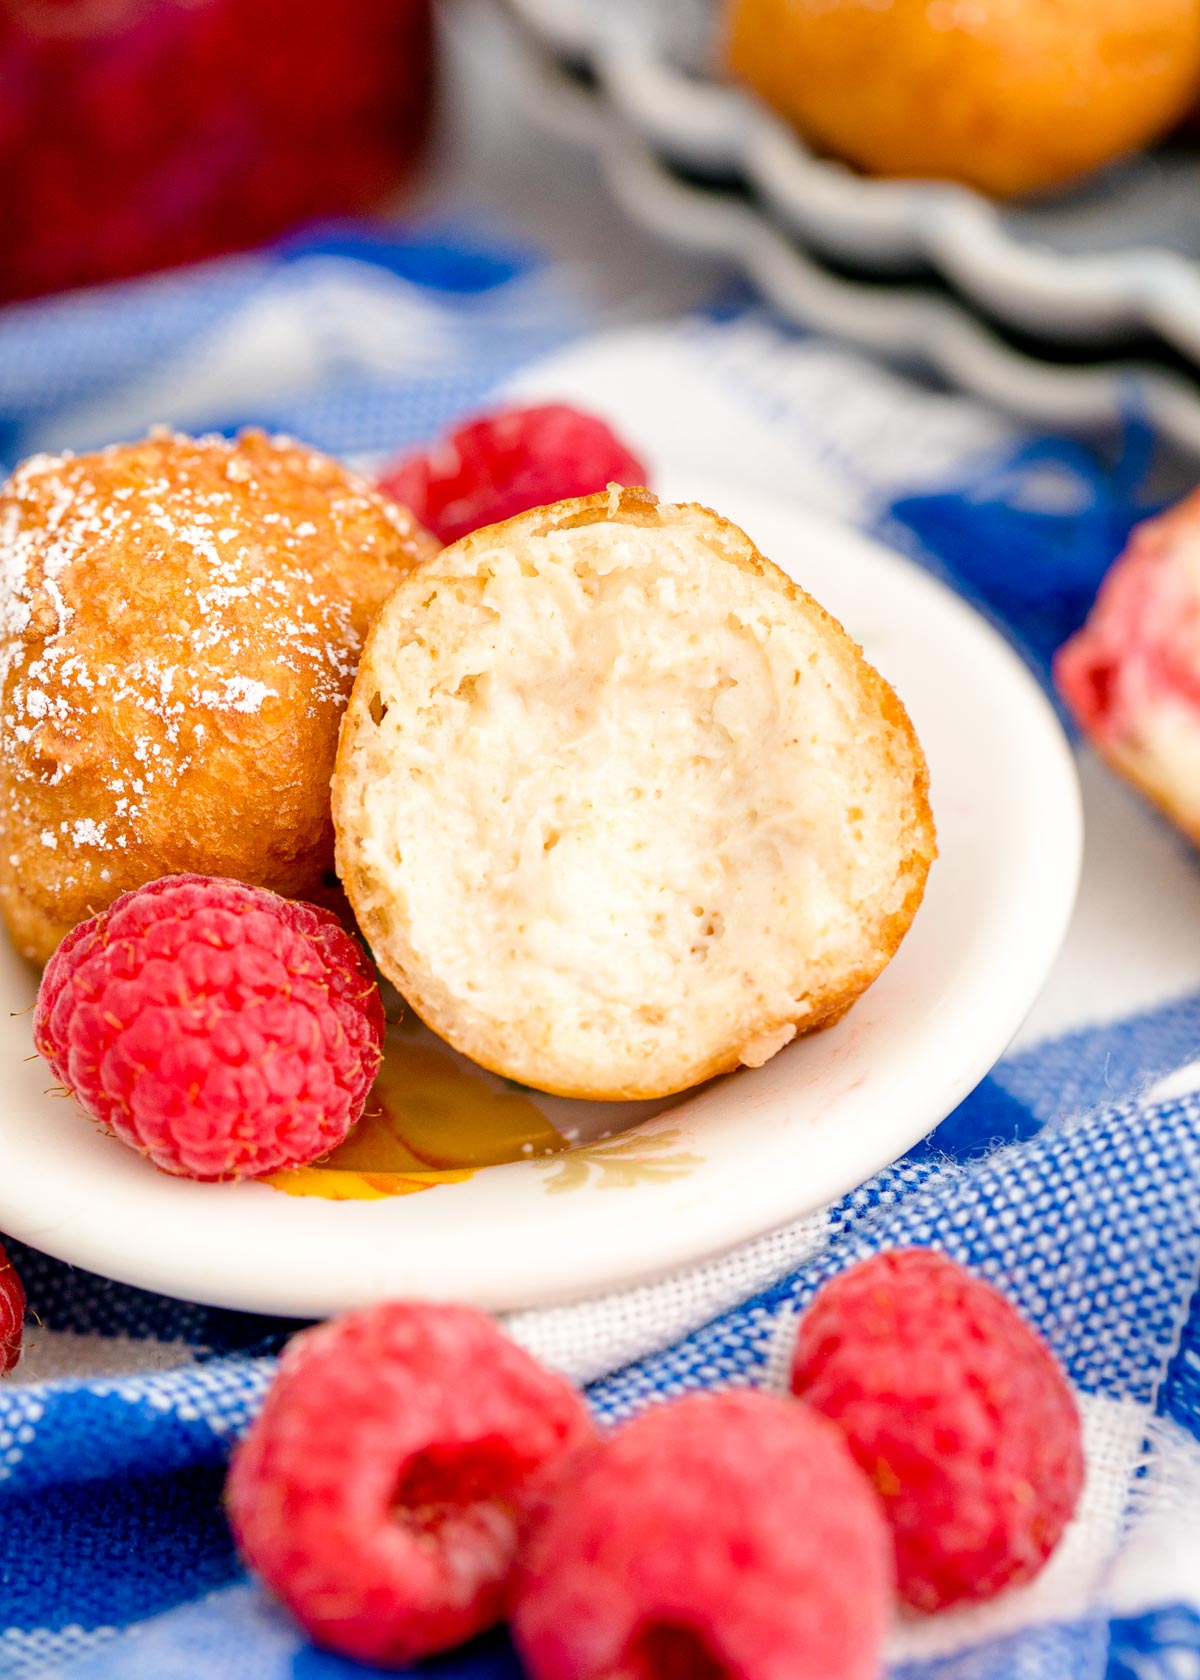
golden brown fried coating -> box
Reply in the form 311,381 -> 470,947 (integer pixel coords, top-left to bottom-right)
0,429 -> 436,964
725,0 -> 1200,199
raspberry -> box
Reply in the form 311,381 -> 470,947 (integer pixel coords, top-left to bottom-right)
0,1243 -> 25,1374
378,404 -> 650,545
791,1248 -> 1084,1611
226,1301 -> 595,1667
34,874 -> 384,1181
512,1389 -> 893,1680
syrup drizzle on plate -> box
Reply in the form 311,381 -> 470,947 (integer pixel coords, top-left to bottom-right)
265,1017 -> 571,1201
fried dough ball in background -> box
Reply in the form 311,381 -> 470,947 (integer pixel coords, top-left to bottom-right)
0,430 -> 436,965
725,0 -> 1200,199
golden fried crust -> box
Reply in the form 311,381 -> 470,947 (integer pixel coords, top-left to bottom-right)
726,0 -> 1200,199
0,429 -> 437,965
334,487 -> 936,1101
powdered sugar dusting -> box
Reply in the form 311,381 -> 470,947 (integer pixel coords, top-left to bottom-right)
205,677 -> 276,714
0,429 -> 429,944
70,818 -> 108,848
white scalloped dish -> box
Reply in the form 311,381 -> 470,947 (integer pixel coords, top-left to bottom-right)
498,1 -> 1200,456
506,0 -> 1200,361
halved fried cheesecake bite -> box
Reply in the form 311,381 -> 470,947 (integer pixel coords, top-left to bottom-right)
334,488 -> 935,1100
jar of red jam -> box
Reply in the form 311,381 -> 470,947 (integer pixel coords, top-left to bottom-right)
0,0 -> 434,301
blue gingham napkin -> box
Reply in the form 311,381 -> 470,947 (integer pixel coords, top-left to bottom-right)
1,225 -> 1198,1680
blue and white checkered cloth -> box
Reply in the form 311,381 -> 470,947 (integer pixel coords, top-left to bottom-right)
1,224 -> 1198,1680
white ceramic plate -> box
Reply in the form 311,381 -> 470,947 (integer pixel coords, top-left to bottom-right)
0,480 -> 1081,1317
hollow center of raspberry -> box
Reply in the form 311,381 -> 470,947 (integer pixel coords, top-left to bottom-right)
392,1440 -> 521,1534
617,1621 -> 731,1680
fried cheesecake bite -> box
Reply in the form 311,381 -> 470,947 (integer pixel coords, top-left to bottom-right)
1057,488 -> 1200,842
334,488 -> 935,1100
726,0 -> 1200,200
0,429 -> 435,964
